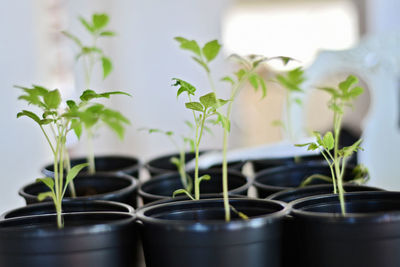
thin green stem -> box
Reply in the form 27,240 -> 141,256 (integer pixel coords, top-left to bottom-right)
333,109 -> 346,214
194,123 -> 200,200
40,125 -> 55,155
87,130 -> 96,174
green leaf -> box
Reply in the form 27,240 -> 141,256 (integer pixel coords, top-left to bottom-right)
101,57 -> 113,79
36,177 -> 54,191
61,31 -> 82,47
323,131 -> 334,150
170,157 -> 181,169
341,138 -> 363,158
192,57 -> 210,73
101,108 -> 130,139
347,86 -> 364,99
40,119 -> 53,125
258,76 -> 267,98
185,102 -> 204,112
37,191 -> 55,202
17,110 -> 41,124
217,112 -> 230,132
235,69 -> 247,81
92,13 -> 109,30
199,92 -> 218,109
202,40 -> 221,62
43,89 -> 61,109
172,78 -> 196,97
339,75 -> 358,92
100,31 -> 116,36
248,74 -> 259,90
70,118 -> 82,139
172,188 -> 194,200
221,76 -> 235,85
63,163 -> 89,197
185,120 -> 194,130
79,16 -> 95,33
198,174 -> 211,184
174,37 -> 201,57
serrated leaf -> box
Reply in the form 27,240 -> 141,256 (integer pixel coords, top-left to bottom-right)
44,89 -> 61,109
199,92 -> 217,109
172,78 -> 196,98
202,40 -> 221,62
101,57 -> 112,79
174,37 -> 201,57
17,110 -> 41,124
185,102 -> 204,112
92,13 -> 109,30
217,112 -> 230,132
323,131 -> 334,150
342,138 -> 363,158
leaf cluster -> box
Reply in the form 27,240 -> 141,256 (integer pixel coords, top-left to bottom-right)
62,13 -> 115,79
174,37 -> 221,73
318,75 -> 364,114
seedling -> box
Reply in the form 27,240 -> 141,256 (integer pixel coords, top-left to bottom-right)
63,13 -> 131,174
141,127 -> 195,191
62,13 -> 115,87
17,85 -> 88,228
171,79 -> 228,200
272,67 -> 305,141
175,37 -> 293,221
296,75 -> 364,214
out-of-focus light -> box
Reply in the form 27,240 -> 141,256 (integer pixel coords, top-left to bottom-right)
222,1 -> 359,70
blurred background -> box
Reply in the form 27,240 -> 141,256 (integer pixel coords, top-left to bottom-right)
1,0 -> 399,213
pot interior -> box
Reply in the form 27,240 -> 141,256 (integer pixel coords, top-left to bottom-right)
45,156 -> 139,173
26,175 -> 133,197
293,192 -> 400,214
142,171 -> 247,197
256,164 -> 357,188
143,199 -> 284,221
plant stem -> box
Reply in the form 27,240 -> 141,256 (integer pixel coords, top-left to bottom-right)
333,110 -> 346,214
64,147 -> 77,197
194,111 -> 207,200
87,130 -> 96,174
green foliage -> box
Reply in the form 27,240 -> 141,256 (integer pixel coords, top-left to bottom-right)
17,84 -> 92,228
174,37 -> 221,73
296,75 -> 366,215
62,13 -> 116,83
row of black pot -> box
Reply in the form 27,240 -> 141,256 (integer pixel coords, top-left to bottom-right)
3,188 -> 400,267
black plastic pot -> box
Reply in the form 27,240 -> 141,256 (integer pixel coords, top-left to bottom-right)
42,155 -> 141,178
19,172 -> 139,208
267,184 -> 383,203
1,199 -> 134,220
0,212 -> 137,267
136,198 -> 288,267
145,151 -> 245,177
253,162 -> 365,198
252,154 -> 325,173
290,191 -> 400,267
138,169 -> 250,205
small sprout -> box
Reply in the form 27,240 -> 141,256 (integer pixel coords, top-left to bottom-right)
296,75 -> 365,215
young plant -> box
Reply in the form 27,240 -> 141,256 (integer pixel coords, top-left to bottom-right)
17,85 -> 88,228
142,127 -> 195,192
272,67 -> 305,141
65,89 -> 132,174
296,75 -> 364,214
62,13 -> 115,87
175,37 -> 293,221
171,79 -> 228,200
63,13 -> 130,174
